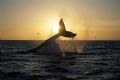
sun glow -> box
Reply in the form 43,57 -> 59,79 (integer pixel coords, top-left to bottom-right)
52,22 -> 59,33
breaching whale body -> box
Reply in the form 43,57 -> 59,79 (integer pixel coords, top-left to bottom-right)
26,19 -> 77,55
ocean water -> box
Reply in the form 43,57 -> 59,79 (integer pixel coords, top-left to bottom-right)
0,40 -> 120,80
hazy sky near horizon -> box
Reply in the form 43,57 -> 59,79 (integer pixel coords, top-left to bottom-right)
0,0 -> 120,40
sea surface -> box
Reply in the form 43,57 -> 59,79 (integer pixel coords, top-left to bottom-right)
0,40 -> 120,80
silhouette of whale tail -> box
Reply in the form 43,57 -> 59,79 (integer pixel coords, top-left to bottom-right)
59,19 -> 76,38
25,19 -> 77,53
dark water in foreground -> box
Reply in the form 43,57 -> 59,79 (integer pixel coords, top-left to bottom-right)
0,40 -> 120,80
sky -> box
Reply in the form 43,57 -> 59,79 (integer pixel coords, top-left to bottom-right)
0,0 -> 120,40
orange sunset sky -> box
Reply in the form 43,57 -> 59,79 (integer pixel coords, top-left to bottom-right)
0,0 -> 120,40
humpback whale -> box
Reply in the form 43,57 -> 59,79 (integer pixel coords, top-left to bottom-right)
26,19 -> 76,55
0,19 -> 76,56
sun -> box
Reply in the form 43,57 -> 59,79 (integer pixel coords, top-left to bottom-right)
52,22 -> 59,33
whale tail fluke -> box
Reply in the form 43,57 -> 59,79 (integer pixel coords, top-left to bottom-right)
59,19 -> 76,38
25,18 -> 77,53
